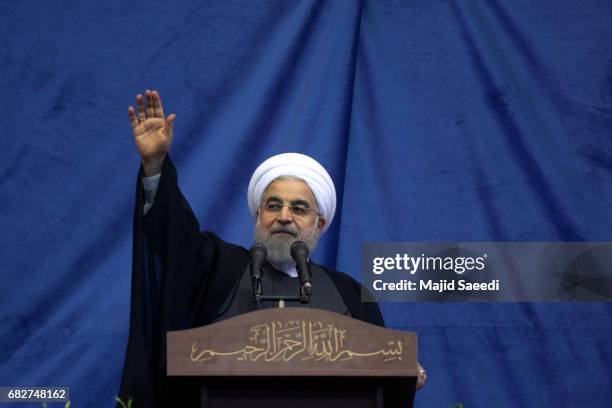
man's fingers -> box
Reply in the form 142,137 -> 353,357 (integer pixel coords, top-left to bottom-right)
136,94 -> 146,121
164,113 -> 176,133
145,90 -> 155,118
128,106 -> 139,130
132,90 -> 171,138
416,363 -> 427,390
153,90 -> 164,118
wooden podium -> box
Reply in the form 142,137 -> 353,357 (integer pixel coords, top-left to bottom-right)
167,308 -> 418,408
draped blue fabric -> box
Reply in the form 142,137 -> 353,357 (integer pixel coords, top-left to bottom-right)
1,0 -> 611,406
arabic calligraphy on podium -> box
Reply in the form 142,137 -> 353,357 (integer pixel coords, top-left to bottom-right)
190,320 -> 403,363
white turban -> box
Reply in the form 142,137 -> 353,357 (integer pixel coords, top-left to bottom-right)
247,153 -> 336,232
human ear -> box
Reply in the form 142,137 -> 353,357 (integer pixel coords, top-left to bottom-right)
317,217 -> 326,232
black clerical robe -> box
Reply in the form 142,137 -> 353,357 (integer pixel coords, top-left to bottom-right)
118,157 -> 384,407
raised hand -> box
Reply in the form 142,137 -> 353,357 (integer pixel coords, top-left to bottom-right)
128,90 -> 176,176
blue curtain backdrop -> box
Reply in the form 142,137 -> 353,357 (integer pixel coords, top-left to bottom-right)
1,0 -> 611,406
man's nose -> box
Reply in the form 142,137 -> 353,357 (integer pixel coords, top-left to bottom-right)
277,205 -> 294,223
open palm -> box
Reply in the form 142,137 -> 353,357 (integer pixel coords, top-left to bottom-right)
128,90 -> 176,174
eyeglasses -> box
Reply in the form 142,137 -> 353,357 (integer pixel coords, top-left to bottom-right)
260,202 -> 319,218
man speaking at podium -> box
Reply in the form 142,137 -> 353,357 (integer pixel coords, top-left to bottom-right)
118,90 -> 425,406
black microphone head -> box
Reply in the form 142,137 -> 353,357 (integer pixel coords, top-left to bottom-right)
249,243 -> 267,283
290,241 -> 309,261
250,243 -> 267,260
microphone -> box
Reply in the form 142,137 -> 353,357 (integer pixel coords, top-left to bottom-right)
249,244 -> 267,300
290,241 -> 312,302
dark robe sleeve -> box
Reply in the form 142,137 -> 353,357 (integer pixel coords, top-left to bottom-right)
118,156 -> 249,407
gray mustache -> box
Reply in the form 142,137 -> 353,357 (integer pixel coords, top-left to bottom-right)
270,228 -> 298,237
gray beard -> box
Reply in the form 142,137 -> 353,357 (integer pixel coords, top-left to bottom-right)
253,224 -> 320,268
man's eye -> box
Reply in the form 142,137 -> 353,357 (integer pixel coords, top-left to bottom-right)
267,203 -> 282,211
292,206 -> 307,215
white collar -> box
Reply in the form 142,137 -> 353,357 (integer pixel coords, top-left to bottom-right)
269,261 -> 298,278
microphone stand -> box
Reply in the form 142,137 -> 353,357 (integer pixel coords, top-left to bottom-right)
257,293 -> 308,307
250,242 -> 313,307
